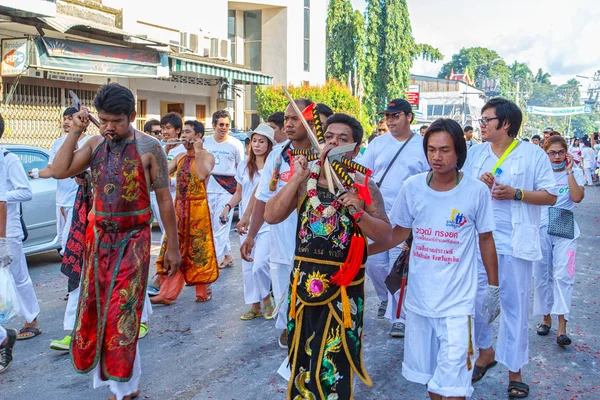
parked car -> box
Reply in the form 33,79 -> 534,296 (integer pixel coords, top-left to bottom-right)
2,145 -> 60,256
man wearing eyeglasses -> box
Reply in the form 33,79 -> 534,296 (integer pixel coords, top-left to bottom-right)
359,98 -> 429,338
463,98 -> 557,399
204,110 -> 245,270
143,119 -> 162,141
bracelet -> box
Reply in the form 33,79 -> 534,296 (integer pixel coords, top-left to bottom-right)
566,171 -> 574,175
520,189 -> 525,202
224,204 -> 232,211
352,209 -> 365,223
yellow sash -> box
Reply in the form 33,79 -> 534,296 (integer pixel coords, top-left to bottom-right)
491,140 -> 519,175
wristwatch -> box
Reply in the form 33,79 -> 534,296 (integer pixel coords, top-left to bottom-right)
513,188 -> 523,201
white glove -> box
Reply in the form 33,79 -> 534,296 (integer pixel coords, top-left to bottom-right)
29,168 -> 40,179
481,284 -> 500,325
0,238 -> 13,268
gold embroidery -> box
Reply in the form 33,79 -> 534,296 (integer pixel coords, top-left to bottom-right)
121,157 -> 141,201
305,332 -> 315,357
293,367 -> 317,400
305,271 -> 330,298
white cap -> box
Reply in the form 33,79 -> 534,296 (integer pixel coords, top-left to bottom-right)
250,123 -> 276,145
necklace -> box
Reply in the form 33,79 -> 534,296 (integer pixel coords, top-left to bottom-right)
307,160 -> 343,217
427,170 -> 460,187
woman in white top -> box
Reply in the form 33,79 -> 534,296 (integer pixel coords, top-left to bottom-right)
533,135 -> 584,347
219,124 -> 276,320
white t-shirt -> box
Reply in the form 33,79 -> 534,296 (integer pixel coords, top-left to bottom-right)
256,141 -> 297,264
204,135 -> 245,194
235,160 -> 268,235
391,172 -> 495,317
358,132 -> 429,214
166,145 -> 186,195
465,142 -> 556,255
541,168 -> 585,227
582,147 -> 595,169
3,152 -> 32,237
49,135 -> 91,207
0,151 -> 6,202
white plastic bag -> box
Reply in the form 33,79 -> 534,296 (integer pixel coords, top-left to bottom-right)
0,267 -> 19,323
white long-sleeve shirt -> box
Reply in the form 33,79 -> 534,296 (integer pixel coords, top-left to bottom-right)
2,151 -> 32,238
0,151 -> 6,202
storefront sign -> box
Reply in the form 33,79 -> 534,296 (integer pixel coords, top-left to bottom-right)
1,38 -> 29,77
407,84 -> 420,109
526,105 -> 592,116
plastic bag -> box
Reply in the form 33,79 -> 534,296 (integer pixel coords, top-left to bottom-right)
0,267 -> 19,323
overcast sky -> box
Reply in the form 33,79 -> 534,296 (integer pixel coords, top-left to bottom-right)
350,0 -> 600,89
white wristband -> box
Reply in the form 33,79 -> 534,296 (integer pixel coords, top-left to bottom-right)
30,168 -> 40,179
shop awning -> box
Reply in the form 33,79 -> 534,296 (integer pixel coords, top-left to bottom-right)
170,55 -> 272,85
30,37 -> 170,78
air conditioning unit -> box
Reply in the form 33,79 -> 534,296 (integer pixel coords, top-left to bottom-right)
209,38 -> 231,61
178,32 -> 199,53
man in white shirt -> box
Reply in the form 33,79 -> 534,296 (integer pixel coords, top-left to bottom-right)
359,98 -> 429,337
31,108 -> 89,256
1,143 -> 42,341
204,110 -> 245,268
0,115 -> 17,374
463,98 -> 557,398
241,99 -> 314,349
464,125 -> 476,149
581,140 -> 595,185
370,118 -> 500,400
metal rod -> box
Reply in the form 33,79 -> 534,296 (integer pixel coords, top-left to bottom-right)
160,140 -> 198,145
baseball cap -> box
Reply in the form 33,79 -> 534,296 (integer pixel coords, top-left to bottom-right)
250,123 -> 276,145
378,98 -> 413,115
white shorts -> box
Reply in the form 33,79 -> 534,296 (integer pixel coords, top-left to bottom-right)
402,310 -> 475,398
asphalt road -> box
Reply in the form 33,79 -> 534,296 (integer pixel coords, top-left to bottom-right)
1,188 -> 600,399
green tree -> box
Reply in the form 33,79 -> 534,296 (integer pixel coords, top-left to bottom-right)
557,78 -> 581,105
437,47 -> 511,92
326,0 -> 356,82
534,68 -> 552,84
362,0 -> 442,119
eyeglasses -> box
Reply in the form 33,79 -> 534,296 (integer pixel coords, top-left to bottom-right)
385,112 -> 405,120
151,130 -> 162,135
217,123 -> 230,128
478,117 -> 499,126
547,150 -> 567,157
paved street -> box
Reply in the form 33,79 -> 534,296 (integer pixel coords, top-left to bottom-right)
1,188 -> 600,400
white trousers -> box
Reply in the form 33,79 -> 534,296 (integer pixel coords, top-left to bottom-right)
64,286 -> 152,332
56,206 -> 74,255
149,191 -> 165,236
92,343 -> 141,400
271,261 -> 292,330
365,244 -> 406,323
584,168 -> 593,185
7,237 -> 40,323
403,310 -> 474,398
240,231 -> 271,304
0,325 -> 6,344
474,255 -> 532,372
533,228 -> 577,320
207,192 -> 234,263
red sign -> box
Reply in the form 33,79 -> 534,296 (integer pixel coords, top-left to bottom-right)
407,92 -> 419,106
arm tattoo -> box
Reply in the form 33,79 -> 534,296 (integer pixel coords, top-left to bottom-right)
137,132 -> 169,190
365,179 -> 390,224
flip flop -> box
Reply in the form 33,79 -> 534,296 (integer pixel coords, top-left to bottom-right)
536,324 -> 551,336
17,326 -> 42,340
557,334 -> 572,346
263,299 -> 276,320
240,310 -> 263,320
196,286 -> 213,302
508,381 -> 529,398
471,360 -> 497,383
219,260 -> 234,269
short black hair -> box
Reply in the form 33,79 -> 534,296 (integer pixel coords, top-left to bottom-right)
463,125 -> 473,132
0,114 -> 4,138
325,113 -> 364,144
93,83 -> 135,116
184,120 -> 205,137
423,118 -> 467,170
522,138 -> 530,142
481,98 -> 523,138
531,134 -> 541,141
368,132 -> 378,143
212,110 -> 231,126
143,119 -> 160,133
161,112 -> 183,131
316,103 -> 334,118
420,125 -> 428,131
288,98 -> 312,111
267,112 -> 284,129
63,107 -> 78,117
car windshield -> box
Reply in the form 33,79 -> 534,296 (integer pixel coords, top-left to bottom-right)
11,150 -> 49,172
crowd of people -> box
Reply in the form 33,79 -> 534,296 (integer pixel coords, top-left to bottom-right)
0,84 -> 590,400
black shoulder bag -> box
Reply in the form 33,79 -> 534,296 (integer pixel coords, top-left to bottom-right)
376,132 -> 416,187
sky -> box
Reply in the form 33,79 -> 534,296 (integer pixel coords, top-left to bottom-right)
350,0 -> 600,90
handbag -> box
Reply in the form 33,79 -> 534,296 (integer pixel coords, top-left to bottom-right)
547,207 -> 575,240
377,133 -> 416,188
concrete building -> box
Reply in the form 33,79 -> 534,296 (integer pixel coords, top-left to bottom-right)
0,0 -> 326,147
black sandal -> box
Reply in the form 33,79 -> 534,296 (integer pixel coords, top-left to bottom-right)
471,360 -> 497,383
536,324 -> 551,336
508,381 -> 529,398
557,334 -> 572,346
